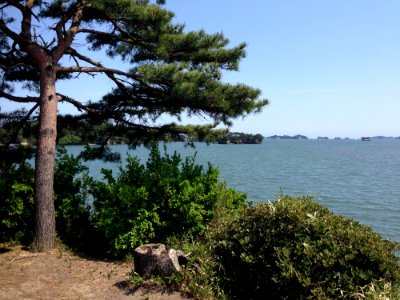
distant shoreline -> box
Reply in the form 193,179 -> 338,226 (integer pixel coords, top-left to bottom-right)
266,135 -> 400,140
3,135 -> 400,148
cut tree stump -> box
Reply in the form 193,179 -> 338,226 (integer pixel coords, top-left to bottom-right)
134,243 -> 188,277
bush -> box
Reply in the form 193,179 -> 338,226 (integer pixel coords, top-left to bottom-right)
0,148 -> 93,251
58,133 -> 82,145
0,162 -> 35,244
0,143 -> 245,257
90,143 -> 246,256
209,196 -> 400,299
128,234 -> 228,300
53,147 -> 93,252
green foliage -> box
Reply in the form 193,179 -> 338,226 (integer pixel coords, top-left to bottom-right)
0,143 -> 245,257
0,148 -> 94,251
2,144 -> 400,300
90,143 -> 246,256
58,134 -> 82,145
209,196 -> 400,299
126,177 -> 249,298
2,0 -> 267,141
217,132 -> 263,144
53,147 -> 93,252
0,145 -> 35,171
127,235 -> 228,300
0,162 -> 35,244
3,0 -> 268,252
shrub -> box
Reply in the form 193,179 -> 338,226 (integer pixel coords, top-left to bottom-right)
90,143 -> 246,256
0,162 -> 35,244
53,147 -> 93,252
128,234 -> 228,300
0,147 -> 93,251
209,196 -> 400,299
58,133 -> 82,145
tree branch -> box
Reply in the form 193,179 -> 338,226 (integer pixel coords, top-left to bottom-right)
0,91 -> 39,103
0,4 -> 49,63
57,93 -> 96,114
55,65 -> 141,82
106,18 -> 149,49
0,3 -> 10,10
0,18 -> 28,46
0,61 -> 27,69
57,93 -> 158,131
64,47 -> 139,90
77,27 -> 146,48
52,0 -> 86,62
2,103 -> 39,148
20,0 -> 35,41
7,0 -> 39,22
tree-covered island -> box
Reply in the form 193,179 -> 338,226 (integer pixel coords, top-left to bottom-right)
217,132 -> 263,144
267,134 -> 308,140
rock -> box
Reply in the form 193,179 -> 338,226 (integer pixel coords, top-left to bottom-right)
134,243 -> 187,277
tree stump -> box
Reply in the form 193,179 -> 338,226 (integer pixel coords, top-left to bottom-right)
134,244 -> 185,277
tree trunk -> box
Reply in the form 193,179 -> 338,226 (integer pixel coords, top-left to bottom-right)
32,65 -> 58,252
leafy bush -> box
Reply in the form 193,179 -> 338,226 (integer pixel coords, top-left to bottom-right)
0,143 -> 245,257
0,162 -> 35,244
209,196 -> 400,299
58,133 -> 82,145
0,148 -> 93,251
90,143 -> 246,256
53,147 -> 93,252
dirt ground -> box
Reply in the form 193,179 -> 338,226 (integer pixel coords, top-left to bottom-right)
0,244 -> 191,300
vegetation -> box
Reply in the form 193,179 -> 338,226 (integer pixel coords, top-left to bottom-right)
0,161 -> 35,245
1,147 -> 399,299
0,147 -> 93,251
127,196 -> 400,300
0,143 -> 246,257
89,143 -> 246,256
208,196 -> 400,299
2,2 -> 398,299
0,118 -> 258,146
0,0 -> 267,252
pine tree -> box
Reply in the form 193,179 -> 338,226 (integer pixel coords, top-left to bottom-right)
0,0 -> 268,251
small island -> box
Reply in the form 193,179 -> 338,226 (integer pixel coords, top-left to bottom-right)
267,134 -> 308,140
217,132 -> 263,144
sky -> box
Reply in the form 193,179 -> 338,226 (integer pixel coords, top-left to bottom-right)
2,1 -> 400,138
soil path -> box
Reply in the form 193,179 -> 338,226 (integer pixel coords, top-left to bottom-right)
0,245 -> 191,300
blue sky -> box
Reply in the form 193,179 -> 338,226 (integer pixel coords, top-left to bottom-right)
164,0 -> 400,138
2,1 -> 400,138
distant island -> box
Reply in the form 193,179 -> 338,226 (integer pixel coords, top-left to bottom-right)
370,136 -> 400,140
266,135 -> 400,141
217,132 -> 263,144
267,135 -> 308,140
2,116 -> 400,147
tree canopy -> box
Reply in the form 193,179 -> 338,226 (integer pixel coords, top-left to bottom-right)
1,0 -> 267,142
0,0 -> 268,251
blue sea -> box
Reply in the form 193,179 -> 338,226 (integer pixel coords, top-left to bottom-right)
66,139 -> 400,243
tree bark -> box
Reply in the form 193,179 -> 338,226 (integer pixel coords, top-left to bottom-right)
32,65 -> 58,252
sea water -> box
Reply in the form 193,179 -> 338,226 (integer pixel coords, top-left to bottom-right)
66,139 -> 400,243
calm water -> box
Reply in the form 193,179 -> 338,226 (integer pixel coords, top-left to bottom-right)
66,140 -> 400,243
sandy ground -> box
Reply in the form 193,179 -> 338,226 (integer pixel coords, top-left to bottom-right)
0,244 -> 191,300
